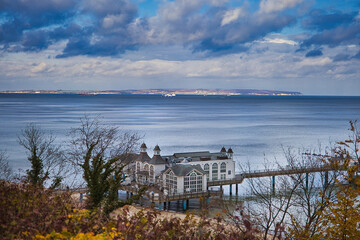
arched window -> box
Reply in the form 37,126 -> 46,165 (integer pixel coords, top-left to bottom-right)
220,162 -> 226,172
137,162 -> 140,172
144,164 -> 149,171
220,162 -> 226,180
204,164 -> 209,181
212,163 -> 218,181
184,171 -> 203,193
166,171 -> 177,194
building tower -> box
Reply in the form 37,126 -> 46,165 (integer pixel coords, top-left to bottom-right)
227,147 -> 233,159
220,146 -> 226,153
140,143 -> 147,153
154,145 -> 161,156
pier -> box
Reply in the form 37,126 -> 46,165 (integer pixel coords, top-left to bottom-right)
67,163 -> 343,210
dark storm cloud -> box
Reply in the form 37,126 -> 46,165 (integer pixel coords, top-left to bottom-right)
305,49 -> 323,57
0,0 -> 142,56
155,2 -> 296,56
0,0 -> 77,47
333,53 -> 351,62
302,9 -> 357,31
300,9 -> 360,54
6,0 -> 353,58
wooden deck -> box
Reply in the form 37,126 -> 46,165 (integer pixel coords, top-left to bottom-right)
207,164 -> 336,187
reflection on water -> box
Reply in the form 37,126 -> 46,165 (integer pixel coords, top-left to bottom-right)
1,94 -> 360,173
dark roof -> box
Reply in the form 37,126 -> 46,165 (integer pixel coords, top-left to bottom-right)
221,147 -> 226,153
154,145 -> 161,151
149,155 -> 167,165
227,148 -> 233,153
136,152 -> 151,162
173,151 -> 210,158
167,164 -> 205,176
140,143 -> 147,149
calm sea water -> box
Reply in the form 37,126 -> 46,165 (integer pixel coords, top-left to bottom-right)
1,94 -> 360,174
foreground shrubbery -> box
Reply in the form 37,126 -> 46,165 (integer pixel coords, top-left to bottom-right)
0,180 -> 252,240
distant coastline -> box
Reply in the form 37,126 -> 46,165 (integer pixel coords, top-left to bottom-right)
0,89 -> 302,96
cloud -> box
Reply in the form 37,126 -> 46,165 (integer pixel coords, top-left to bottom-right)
300,9 -> 360,51
305,49 -> 323,57
0,0 -> 300,57
333,53 -> 351,62
302,9 -> 357,30
221,7 -> 246,26
259,0 -> 303,13
30,62 -> 50,73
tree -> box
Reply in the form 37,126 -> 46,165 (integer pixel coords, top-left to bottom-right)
283,147 -> 339,239
287,120 -> 360,239
237,160 -> 299,240
68,115 -> 141,212
18,123 -> 65,188
0,150 -> 12,181
315,120 -> 360,239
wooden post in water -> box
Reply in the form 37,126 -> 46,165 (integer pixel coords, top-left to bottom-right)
229,184 -> 232,196
272,176 -> 275,195
325,171 -> 329,186
236,184 -> 238,195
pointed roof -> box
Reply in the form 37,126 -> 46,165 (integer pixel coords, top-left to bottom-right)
227,148 -> 233,153
136,152 -> 151,162
149,155 -> 167,165
140,143 -> 147,149
166,164 -> 205,176
221,146 -> 226,153
154,145 -> 161,151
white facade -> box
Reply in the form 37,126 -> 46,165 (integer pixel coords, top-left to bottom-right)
178,159 -> 235,182
134,144 -> 236,194
162,167 -> 207,195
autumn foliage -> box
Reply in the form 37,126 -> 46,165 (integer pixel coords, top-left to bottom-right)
0,180 -> 250,239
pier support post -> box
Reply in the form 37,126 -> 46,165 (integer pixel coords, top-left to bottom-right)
126,191 -> 129,199
272,176 -> 275,195
305,173 -> 309,191
186,199 -> 189,208
206,197 -> 210,205
229,184 -> 232,196
236,184 -> 238,195
80,193 -> 83,203
158,202 -> 163,211
183,200 -> 187,210
163,202 -> 167,210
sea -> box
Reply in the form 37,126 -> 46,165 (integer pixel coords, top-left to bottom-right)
1,94 -> 360,201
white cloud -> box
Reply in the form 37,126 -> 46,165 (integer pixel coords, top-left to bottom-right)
221,7 -> 246,26
259,0 -> 303,13
31,62 -> 49,73
263,37 -> 297,45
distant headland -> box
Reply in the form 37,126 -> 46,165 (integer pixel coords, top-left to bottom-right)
0,89 -> 302,96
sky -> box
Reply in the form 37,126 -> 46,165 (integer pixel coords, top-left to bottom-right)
0,0 -> 360,95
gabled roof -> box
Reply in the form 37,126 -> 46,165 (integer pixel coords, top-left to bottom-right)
149,155 -> 167,165
166,164 -> 205,176
136,152 -> 151,162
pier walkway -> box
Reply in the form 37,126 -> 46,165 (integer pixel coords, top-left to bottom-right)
64,164 -> 344,210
